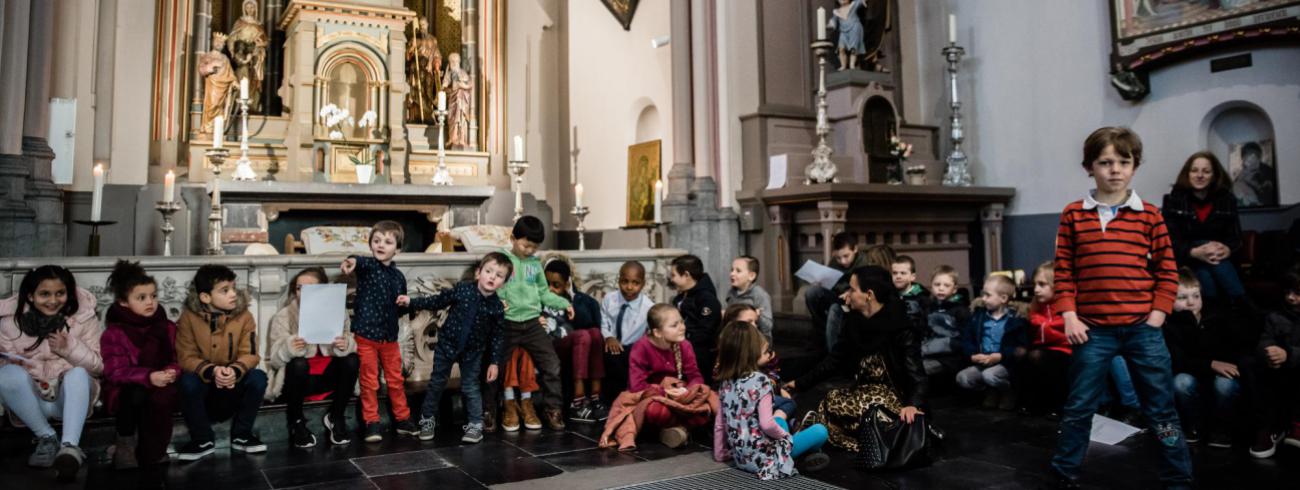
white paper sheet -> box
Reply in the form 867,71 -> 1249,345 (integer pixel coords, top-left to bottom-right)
1089,414 -> 1142,445
766,154 -> 788,189
795,260 -> 844,290
298,284 -> 347,345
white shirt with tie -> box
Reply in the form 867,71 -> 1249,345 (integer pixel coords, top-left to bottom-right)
600,292 -> 653,346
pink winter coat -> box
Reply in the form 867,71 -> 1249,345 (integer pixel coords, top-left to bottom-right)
0,287 -> 103,408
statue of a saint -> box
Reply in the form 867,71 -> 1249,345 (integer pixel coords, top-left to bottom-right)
406,17 -> 442,123
829,0 -> 888,72
199,32 -> 237,134
442,52 -> 473,149
227,0 -> 269,112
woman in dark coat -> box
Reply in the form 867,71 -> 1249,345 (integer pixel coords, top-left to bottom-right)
1162,151 -> 1246,303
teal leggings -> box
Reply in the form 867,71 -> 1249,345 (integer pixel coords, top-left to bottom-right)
776,417 -> 828,458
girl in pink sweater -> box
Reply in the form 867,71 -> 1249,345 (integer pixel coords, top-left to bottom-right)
627,304 -> 709,447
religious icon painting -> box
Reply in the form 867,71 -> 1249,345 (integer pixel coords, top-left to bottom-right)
627,139 -> 661,227
1228,139 -> 1278,208
601,0 -> 640,30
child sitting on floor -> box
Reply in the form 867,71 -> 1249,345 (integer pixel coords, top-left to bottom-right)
714,321 -> 829,479
920,265 -> 969,377
542,259 -> 608,423
1017,261 -> 1071,418
726,255 -> 774,340
892,255 -> 931,331
722,304 -> 789,415
956,274 -> 1026,410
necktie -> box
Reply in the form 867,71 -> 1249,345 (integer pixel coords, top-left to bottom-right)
615,303 -> 630,345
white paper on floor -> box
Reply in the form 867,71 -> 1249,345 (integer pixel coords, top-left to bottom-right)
1090,413 -> 1142,445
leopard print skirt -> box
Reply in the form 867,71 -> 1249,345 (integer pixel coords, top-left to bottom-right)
807,355 -> 903,452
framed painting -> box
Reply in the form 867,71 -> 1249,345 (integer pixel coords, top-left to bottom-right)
601,0 -> 640,31
1228,139 -> 1278,208
626,140 -> 661,227
1108,1 -> 1300,81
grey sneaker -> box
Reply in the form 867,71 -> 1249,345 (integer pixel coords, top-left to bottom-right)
54,443 -> 85,482
28,435 -> 60,467
461,423 -> 484,444
418,417 -> 436,441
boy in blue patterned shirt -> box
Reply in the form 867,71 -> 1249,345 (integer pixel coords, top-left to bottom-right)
398,252 -> 511,444
340,220 -> 415,442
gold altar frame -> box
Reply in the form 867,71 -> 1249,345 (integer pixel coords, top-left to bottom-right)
626,139 -> 661,227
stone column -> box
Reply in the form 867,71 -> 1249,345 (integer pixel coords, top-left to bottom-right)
24,0 -> 65,256
981,203 -> 1006,273
663,0 -> 693,231
462,0 -> 479,150
190,0 -> 213,135
0,0 -> 36,257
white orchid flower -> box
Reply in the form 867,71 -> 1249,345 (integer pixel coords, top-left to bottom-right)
319,104 -> 338,118
329,130 -> 343,140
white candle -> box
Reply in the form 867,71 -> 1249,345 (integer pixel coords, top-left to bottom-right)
213,116 -> 224,148
163,170 -> 175,203
240,78 -> 249,100
575,183 -> 584,208
513,135 -> 524,161
438,91 -> 446,111
91,164 -> 104,221
653,180 -> 663,223
948,14 -> 957,44
816,7 -> 827,41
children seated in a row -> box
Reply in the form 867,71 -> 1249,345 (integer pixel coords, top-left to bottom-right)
543,259 -> 609,423
1016,262 -> 1071,417
891,255 -> 931,331
670,255 -> 722,385
803,232 -> 870,353
919,265 -> 970,378
1243,267 -> 1300,459
726,256 -> 773,339
955,274 -> 1026,410
601,260 -> 654,403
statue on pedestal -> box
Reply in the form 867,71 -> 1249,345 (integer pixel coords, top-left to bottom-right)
829,0 -> 889,72
442,52 -> 473,149
199,32 -> 237,134
406,17 -> 442,124
227,0 -> 269,112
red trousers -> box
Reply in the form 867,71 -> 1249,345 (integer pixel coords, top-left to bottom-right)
357,336 -> 409,423
642,400 -> 710,429
555,328 -> 605,380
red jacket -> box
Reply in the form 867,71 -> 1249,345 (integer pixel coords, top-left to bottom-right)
1028,303 -> 1071,355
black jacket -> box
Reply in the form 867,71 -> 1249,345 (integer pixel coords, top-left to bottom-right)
1257,308 -> 1300,370
796,300 -> 929,408
1162,189 -> 1243,266
1161,306 -> 1257,378
673,273 -> 722,350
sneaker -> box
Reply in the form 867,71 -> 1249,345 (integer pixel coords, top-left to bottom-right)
797,450 -> 831,473
418,417 -> 437,441
27,435 -> 59,468
231,435 -> 267,454
501,400 -> 521,432
1184,428 -> 1201,444
177,440 -> 215,462
1284,423 -> 1300,449
483,408 -> 498,434
395,418 -> 420,437
588,399 -> 610,421
290,420 -> 317,449
659,426 -> 689,449
521,399 -> 543,430
364,422 -> 385,443
113,434 -> 139,470
323,412 -> 352,446
568,398 -> 594,423
1208,429 -> 1232,449
461,423 -> 484,444
543,407 -> 566,431
53,443 -> 84,482
1250,430 -> 1284,459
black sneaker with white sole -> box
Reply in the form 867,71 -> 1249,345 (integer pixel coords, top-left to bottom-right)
395,418 -> 420,437
231,435 -> 267,454
290,420 -> 317,449
177,440 -> 215,462
323,412 -> 352,445
364,422 -> 385,443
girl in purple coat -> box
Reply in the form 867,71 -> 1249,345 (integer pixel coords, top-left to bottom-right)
100,260 -> 180,469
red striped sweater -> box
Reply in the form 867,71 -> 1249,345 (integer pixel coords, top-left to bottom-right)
1052,198 -> 1178,327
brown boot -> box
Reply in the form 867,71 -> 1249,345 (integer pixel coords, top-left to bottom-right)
659,426 -> 689,449
521,399 -> 543,430
483,408 -> 498,434
501,399 -> 521,432
543,407 -> 566,431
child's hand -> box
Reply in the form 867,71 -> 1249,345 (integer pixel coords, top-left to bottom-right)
332,336 -> 348,351
395,295 -> 410,307
666,386 -> 687,398
340,258 -> 356,275
47,331 -> 69,352
1064,313 -> 1089,345
774,409 -> 787,421
604,337 -> 624,355
781,380 -> 796,392
291,336 -> 307,351
987,353 -> 1002,365
502,301 -> 510,312
1210,360 -> 1239,379
566,306 -> 575,320
970,354 -> 985,365
538,317 -> 548,327
780,388 -> 792,399
149,370 -> 174,387
1145,310 -> 1166,328
213,366 -> 235,388
1265,346 -> 1288,368
485,364 -> 499,383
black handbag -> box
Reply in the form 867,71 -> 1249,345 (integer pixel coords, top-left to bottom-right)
855,406 -> 931,470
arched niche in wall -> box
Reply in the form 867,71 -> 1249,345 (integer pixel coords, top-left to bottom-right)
860,95 -> 897,183
1201,101 -> 1279,208
634,102 -> 662,144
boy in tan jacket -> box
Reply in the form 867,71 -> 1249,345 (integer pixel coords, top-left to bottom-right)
175,265 -> 267,462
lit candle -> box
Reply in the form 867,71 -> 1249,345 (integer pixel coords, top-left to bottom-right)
163,170 -> 175,203
213,116 -> 224,148
816,7 -> 827,41
240,78 -> 249,100
438,91 -> 446,111
513,135 -> 524,161
948,14 -> 957,44
653,180 -> 662,223
91,163 -> 104,221
575,183 -> 584,208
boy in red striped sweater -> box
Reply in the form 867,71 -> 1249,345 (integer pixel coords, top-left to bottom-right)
1050,127 -> 1193,489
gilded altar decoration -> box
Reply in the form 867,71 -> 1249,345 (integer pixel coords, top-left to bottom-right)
199,32 -> 237,134
442,52 -> 473,149
626,140 -> 661,227
600,0 -> 640,30
227,0 -> 269,112
406,17 -> 442,124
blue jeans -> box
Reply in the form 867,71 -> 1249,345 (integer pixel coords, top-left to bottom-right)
1190,260 -> 1245,299
1172,373 -> 1239,430
421,345 -> 485,426
179,369 -> 268,443
772,395 -> 796,417
1051,323 -> 1193,486
805,286 -> 844,352
0,364 -> 92,446
775,417 -> 828,458
1100,356 -> 1141,409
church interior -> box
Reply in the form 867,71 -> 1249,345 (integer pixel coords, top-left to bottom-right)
1,0 -> 1299,488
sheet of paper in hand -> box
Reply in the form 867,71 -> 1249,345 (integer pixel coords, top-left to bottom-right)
298,284 -> 347,344
795,260 -> 845,290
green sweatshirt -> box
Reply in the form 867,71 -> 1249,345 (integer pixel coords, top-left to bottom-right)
498,247 -> 571,322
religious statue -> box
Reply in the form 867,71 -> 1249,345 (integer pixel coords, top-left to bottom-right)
227,0 -> 269,112
199,32 -> 237,134
406,17 -> 443,124
829,0 -> 889,72
442,52 -> 473,149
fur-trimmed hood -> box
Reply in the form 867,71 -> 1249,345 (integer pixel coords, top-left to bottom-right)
183,282 -> 251,317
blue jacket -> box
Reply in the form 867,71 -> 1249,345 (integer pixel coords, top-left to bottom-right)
409,281 -> 506,365
542,290 -> 602,337
960,306 -> 1027,361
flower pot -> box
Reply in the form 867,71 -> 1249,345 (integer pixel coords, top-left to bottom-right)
355,165 -> 374,184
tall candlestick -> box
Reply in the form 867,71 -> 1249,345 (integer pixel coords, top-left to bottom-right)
513,135 -> 524,161
575,183 -> 584,208
948,14 -> 957,44
816,7 -> 827,41
163,170 -> 175,203
653,180 -> 662,223
240,78 -> 249,100
213,116 -> 224,148
438,91 -> 446,111
91,164 -> 105,221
